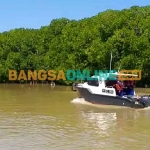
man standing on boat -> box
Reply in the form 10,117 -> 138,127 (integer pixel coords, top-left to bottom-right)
126,81 -> 134,95
113,80 -> 124,97
117,81 -> 124,97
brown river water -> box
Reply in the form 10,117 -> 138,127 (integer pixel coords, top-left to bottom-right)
0,84 -> 150,150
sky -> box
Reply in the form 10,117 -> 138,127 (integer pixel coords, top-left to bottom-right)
0,0 -> 150,32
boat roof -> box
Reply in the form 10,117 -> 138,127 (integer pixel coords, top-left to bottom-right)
91,72 -> 138,80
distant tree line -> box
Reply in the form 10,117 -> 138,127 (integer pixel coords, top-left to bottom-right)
0,6 -> 150,87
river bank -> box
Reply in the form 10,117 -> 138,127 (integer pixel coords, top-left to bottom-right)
0,81 -> 150,88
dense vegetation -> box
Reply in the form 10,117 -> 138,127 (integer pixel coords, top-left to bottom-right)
0,6 -> 150,86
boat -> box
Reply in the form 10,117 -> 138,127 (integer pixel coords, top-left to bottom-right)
72,78 -> 83,91
72,82 -> 78,91
50,81 -> 55,86
76,72 -> 150,109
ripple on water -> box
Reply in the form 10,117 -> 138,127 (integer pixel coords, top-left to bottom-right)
0,112 -> 114,149
0,96 -> 150,149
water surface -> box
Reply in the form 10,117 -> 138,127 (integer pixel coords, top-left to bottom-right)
0,84 -> 150,150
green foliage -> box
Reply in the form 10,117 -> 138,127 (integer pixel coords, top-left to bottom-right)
0,6 -> 150,86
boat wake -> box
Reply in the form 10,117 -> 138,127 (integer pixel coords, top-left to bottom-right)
137,106 -> 150,110
71,98 -> 150,110
71,98 -> 132,109
71,98 -> 123,109
71,98 -> 90,105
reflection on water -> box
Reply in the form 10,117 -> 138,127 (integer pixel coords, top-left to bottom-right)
0,85 -> 150,150
81,111 -> 117,136
71,97 -> 150,149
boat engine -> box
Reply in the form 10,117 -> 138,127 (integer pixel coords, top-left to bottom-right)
138,95 -> 150,108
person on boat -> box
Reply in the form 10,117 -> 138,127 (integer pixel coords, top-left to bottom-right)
117,81 -> 124,97
113,81 -> 123,97
127,85 -> 134,95
124,80 -> 134,96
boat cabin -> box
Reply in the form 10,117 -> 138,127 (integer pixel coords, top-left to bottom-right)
86,73 -> 136,97
105,78 -> 135,96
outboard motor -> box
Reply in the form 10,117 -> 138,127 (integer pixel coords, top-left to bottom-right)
138,95 -> 150,108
